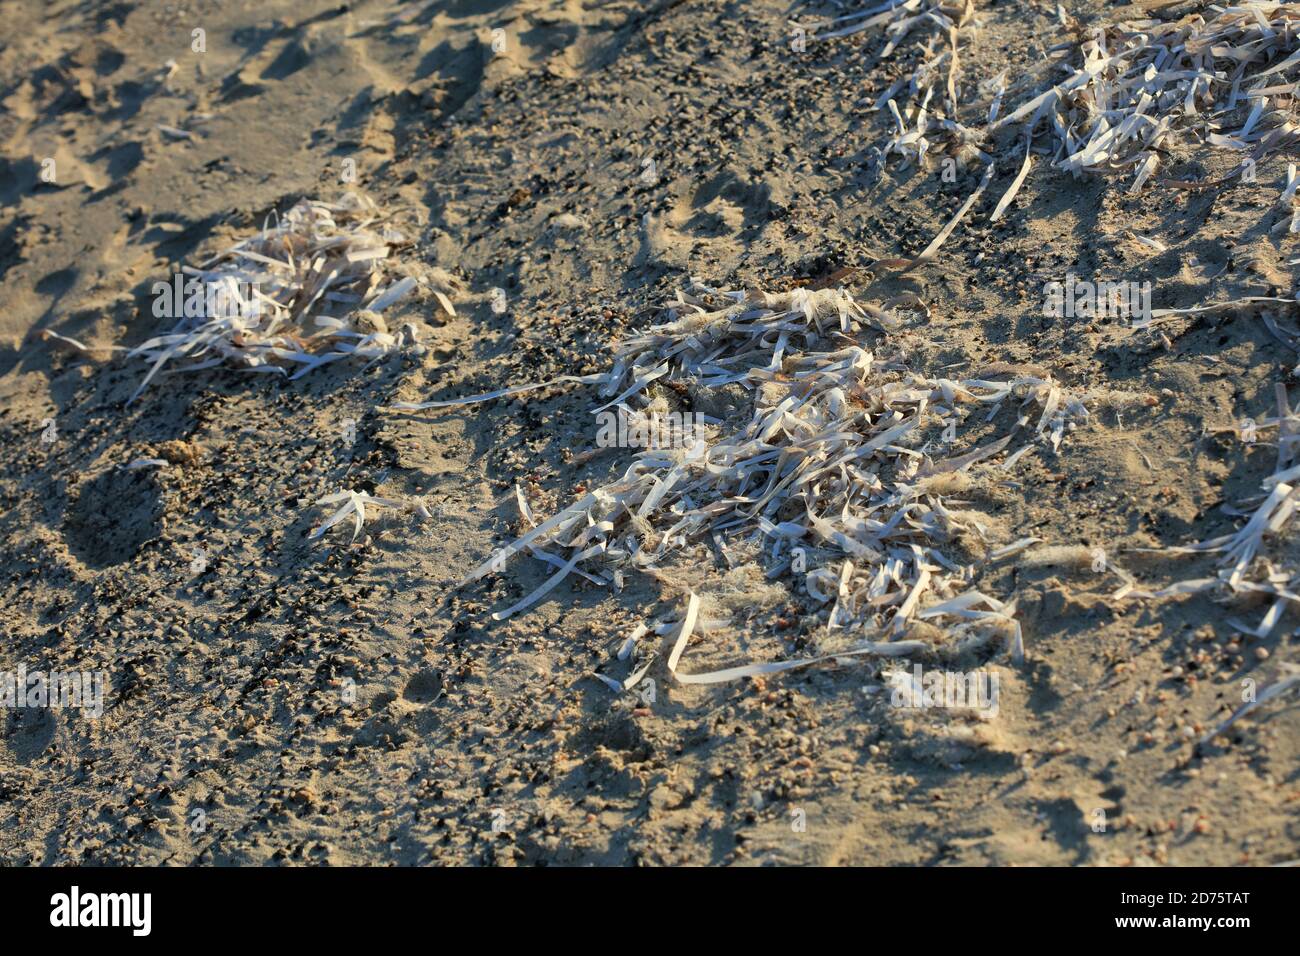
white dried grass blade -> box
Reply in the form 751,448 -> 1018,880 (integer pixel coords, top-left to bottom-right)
901,163 -> 994,271
668,641 -> 928,685
1198,665 -> 1300,747
433,289 -> 457,317
989,140 -> 1033,223
367,276 -> 416,312
491,543 -> 606,621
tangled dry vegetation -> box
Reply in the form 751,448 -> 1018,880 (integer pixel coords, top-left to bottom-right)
124,193 -> 420,403
996,3 -> 1300,190
810,2 -> 1300,205
442,285 -> 1094,684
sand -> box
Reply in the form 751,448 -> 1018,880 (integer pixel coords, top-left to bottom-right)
0,0 -> 1297,865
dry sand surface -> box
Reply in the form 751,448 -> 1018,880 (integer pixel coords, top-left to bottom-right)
1,0 -> 1298,865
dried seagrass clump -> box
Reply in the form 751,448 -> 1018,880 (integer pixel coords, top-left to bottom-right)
440,283 -> 1089,680
994,5 -> 1300,190
821,3 -> 1300,195
127,192 -> 420,404
804,0 -> 983,170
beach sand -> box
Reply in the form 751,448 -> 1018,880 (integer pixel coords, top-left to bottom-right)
0,0 -> 1297,865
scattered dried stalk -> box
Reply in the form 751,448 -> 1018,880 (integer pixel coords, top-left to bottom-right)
810,0 -> 984,169
310,489 -> 432,542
